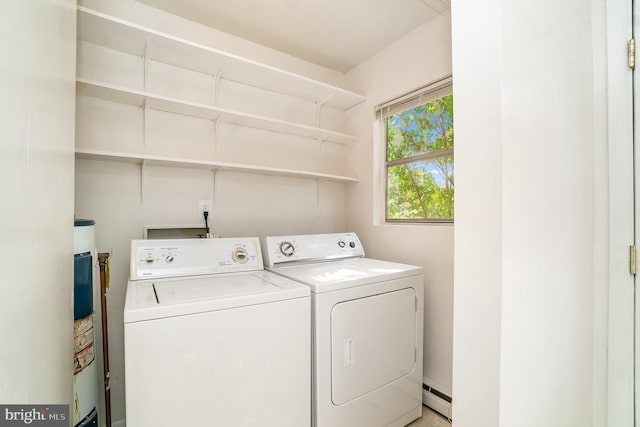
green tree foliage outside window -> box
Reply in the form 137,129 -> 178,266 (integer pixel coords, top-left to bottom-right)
386,94 -> 454,221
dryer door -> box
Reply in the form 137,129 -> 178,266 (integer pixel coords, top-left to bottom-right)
331,288 -> 417,405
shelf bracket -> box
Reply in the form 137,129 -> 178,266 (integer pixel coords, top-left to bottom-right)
142,37 -> 151,150
212,117 -> 220,158
315,94 -> 334,127
144,37 -> 151,92
140,159 -> 148,205
316,138 -> 324,171
213,63 -> 227,106
212,169 -> 217,212
316,179 -> 321,209
143,99 -> 149,147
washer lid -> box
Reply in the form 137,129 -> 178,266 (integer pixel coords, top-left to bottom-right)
268,257 -> 423,293
124,271 -> 309,323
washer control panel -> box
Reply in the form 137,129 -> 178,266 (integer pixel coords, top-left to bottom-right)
264,232 -> 364,267
130,237 -> 263,280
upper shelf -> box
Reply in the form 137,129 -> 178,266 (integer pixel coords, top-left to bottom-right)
77,6 -> 366,110
76,78 -> 358,145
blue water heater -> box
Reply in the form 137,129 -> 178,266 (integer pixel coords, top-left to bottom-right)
73,219 -> 99,427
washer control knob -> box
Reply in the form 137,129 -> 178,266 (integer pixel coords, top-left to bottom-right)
349,241 -> 356,248
279,241 -> 295,257
338,241 -> 346,248
145,256 -> 154,264
165,255 -> 174,263
232,248 -> 249,263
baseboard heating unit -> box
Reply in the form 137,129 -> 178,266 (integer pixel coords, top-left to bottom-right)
422,382 -> 452,421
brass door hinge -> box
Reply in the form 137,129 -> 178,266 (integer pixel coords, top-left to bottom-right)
629,39 -> 636,69
631,245 -> 637,275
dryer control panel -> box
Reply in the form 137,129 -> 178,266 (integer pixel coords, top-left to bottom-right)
263,232 -> 364,267
130,238 -> 263,280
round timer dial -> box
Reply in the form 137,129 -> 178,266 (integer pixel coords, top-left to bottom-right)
279,241 -> 295,257
232,248 -> 249,263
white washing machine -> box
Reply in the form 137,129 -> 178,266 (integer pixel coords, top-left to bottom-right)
263,232 -> 424,427
124,238 -> 310,427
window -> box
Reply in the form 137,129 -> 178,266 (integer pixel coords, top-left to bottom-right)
376,77 -> 453,222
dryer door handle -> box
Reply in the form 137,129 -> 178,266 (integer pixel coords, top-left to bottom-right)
344,337 -> 355,368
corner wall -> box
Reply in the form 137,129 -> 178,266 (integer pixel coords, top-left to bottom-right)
450,0 -> 503,423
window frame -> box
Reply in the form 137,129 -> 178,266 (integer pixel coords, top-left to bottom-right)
377,76 -> 454,224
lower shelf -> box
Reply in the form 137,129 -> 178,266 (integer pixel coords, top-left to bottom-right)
75,149 -> 359,183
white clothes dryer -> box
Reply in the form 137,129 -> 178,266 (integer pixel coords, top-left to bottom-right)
263,232 -> 424,427
124,238 -> 310,427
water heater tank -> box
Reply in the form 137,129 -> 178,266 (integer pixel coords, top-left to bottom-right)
73,219 -> 99,427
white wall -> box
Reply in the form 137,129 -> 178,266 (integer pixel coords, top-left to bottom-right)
75,0 -> 355,424
451,0 -> 609,425
344,14 -> 454,401
0,0 -> 76,407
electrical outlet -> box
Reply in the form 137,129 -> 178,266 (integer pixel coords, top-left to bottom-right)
198,200 -> 213,214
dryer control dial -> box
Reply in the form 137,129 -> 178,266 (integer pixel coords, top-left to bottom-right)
145,256 -> 154,264
279,241 -> 295,257
165,255 -> 175,263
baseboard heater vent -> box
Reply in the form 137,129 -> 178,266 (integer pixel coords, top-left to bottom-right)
422,383 -> 452,421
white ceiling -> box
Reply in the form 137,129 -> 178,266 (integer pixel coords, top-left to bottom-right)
134,0 -> 450,72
